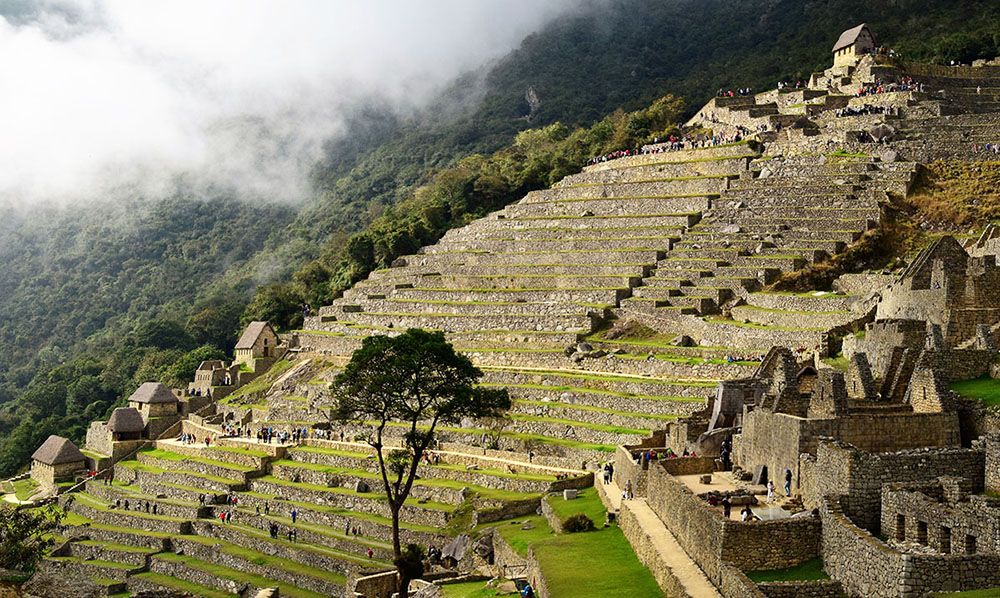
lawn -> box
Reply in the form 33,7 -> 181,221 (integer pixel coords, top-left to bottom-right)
933,589 -> 1000,598
949,377 -> 1000,408
439,580 -> 518,598
746,557 -> 829,582
488,489 -> 661,598
12,478 -> 39,501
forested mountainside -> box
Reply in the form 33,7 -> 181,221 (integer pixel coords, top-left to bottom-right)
2,0 -> 1000,476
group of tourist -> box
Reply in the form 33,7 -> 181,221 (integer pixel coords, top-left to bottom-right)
632,446 -> 697,466
776,80 -> 806,91
177,432 -> 213,447
971,142 -> 1000,154
586,129 -> 748,166
834,104 -> 901,118
601,461 -> 615,484
716,87 -> 754,97
856,76 -> 924,97
112,498 -> 161,515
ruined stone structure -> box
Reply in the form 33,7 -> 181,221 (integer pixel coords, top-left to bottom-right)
23,25 -> 1000,598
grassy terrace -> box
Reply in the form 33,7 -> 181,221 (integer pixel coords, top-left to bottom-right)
139,448 -> 258,473
293,445 -> 557,483
271,460 -> 540,503
239,488 -> 440,537
223,359 -> 296,402
512,212 -> 698,221
736,304 -> 849,316
130,572 -> 231,598
746,557 -> 829,582
480,382 -> 706,404
511,413 -> 648,436
12,477 -> 39,501
71,492 -> 189,524
514,399 -> 680,422
703,317 -> 827,332
254,474 -> 454,512
525,193 -> 719,205
380,420 -> 617,453
483,488 -> 660,598
933,589 -> 1000,597
481,366 -> 718,387
440,579 -> 518,598
152,552 -> 328,598
564,174 -> 733,187
949,377 -> 1000,408
116,459 -> 244,487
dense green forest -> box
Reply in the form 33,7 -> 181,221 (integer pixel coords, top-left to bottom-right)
3,0 -> 1000,475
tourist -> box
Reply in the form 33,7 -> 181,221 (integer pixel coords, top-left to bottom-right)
521,583 -> 535,598
624,479 -> 634,500
784,469 -> 793,496
721,496 -> 732,519
345,520 -> 351,535
291,508 -> 298,524
767,480 -> 776,502
152,503 -> 158,515
367,548 -> 374,559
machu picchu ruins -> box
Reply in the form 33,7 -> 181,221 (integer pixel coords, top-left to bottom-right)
8,21 -> 1000,598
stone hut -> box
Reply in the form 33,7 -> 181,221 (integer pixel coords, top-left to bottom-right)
234,321 -> 281,371
107,407 -> 145,441
127,382 -> 180,419
833,23 -> 875,67
30,435 -> 86,489
189,360 -> 236,397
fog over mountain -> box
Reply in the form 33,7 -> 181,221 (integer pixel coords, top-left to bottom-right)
0,0 -> 582,204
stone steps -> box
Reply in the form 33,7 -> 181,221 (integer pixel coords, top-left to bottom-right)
360,287 -> 625,305
351,298 -> 605,317
525,179 -> 726,201
500,212 -> 701,229
330,310 -> 595,333
355,273 -> 641,290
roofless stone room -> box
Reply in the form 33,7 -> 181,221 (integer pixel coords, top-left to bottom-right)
3,3 -> 1000,597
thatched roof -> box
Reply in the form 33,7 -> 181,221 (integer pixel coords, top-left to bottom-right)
31,435 -> 86,465
833,24 -> 871,52
236,321 -> 275,350
127,382 -> 178,404
107,407 -> 145,433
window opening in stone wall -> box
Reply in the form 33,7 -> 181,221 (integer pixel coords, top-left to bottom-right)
939,526 -> 951,554
965,534 -> 977,554
895,514 -> 905,541
916,521 -> 928,545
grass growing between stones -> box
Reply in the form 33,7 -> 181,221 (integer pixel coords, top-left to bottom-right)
439,579 -> 518,598
949,377 -> 1000,408
746,557 -> 829,582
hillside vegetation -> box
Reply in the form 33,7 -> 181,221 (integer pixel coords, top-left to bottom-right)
4,0 -> 1000,476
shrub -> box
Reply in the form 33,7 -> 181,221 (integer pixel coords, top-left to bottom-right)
562,513 -> 596,533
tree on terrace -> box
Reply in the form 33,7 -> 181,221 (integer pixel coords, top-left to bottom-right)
330,328 -> 510,597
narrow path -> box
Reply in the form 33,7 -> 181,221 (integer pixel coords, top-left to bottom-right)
625,498 -> 721,598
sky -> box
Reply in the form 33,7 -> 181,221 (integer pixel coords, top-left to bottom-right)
0,0 -> 582,205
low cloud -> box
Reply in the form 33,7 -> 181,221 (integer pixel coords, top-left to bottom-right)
0,0 -> 581,204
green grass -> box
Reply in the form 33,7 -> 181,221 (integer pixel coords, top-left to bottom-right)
515,399 -> 679,422
479,382 -> 705,403
703,317 -> 826,332
510,414 -> 648,436
129,572 -> 238,598
271,460 -> 539,503
747,557 -> 829,582
138,448 -> 257,473
12,477 -> 39,501
224,359 -> 296,401
821,354 -> 849,372
545,487 -> 606,528
532,527 -> 661,598
949,377 -> 1000,408
153,552 -> 328,598
490,514 -> 555,556
439,580 -> 519,598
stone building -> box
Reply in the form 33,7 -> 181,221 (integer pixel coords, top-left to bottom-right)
127,382 -> 180,419
833,23 -> 876,67
234,321 -> 282,372
188,359 -> 239,398
30,435 -> 86,489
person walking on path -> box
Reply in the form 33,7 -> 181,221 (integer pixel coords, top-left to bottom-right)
784,469 -> 793,496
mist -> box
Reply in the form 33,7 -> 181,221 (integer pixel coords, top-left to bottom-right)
0,0 -> 583,205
